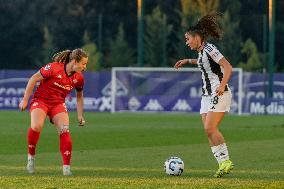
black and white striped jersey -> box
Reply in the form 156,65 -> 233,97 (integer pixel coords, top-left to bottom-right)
197,42 -> 229,96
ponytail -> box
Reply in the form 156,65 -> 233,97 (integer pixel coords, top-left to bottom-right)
187,12 -> 222,41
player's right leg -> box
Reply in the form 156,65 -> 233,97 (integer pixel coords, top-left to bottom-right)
50,103 -> 72,176
205,111 -> 234,178
27,102 -> 47,174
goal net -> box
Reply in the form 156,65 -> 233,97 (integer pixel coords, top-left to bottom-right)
111,67 -> 243,115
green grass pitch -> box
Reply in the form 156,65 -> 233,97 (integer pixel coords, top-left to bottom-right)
0,111 -> 283,188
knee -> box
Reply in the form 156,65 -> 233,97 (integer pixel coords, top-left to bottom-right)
58,125 -> 70,135
31,123 -> 43,132
204,125 -> 216,138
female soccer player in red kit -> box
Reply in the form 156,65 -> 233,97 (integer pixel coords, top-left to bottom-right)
19,49 -> 88,176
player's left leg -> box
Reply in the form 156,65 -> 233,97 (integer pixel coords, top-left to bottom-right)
50,103 -> 72,176
204,111 -> 233,178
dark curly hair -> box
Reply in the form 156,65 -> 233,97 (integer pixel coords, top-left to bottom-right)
186,12 -> 222,41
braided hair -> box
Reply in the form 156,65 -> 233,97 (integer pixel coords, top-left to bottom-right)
52,49 -> 88,64
187,12 -> 222,41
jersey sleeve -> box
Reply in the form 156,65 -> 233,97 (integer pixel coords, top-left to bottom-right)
75,75 -> 84,92
204,44 -> 224,63
39,63 -> 54,78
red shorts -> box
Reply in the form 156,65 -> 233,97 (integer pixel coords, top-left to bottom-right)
30,100 -> 68,123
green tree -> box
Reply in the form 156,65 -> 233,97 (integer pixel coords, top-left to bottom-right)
216,11 -> 241,67
176,1 -> 242,68
45,0 -> 88,50
238,39 -> 263,71
0,0 -> 44,69
107,23 -> 135,67
180,0 -> 219,25
197,0 -> 219,15
180,0 -> 200,27
81,31 -> 100,71
42,26 -> 55,65
173,0 -> 219,62
168,1 -> 193,64
144,6 -> 172,67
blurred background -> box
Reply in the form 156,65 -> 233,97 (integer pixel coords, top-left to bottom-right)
0,0 -> 283,115
0,0 -> 283,71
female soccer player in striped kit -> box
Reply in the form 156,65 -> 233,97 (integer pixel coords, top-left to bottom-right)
19,49 -> 88,176
174,13 -> 234,178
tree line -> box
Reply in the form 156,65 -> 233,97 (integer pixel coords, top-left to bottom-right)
0,0 -> 283,72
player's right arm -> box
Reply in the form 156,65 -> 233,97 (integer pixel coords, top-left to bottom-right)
19,71 -> 44,111
174,58 -> 197,69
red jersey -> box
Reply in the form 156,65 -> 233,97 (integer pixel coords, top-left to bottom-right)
32,62 -> 84,105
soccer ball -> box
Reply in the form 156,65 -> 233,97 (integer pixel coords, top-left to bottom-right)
164,157 -> 184,176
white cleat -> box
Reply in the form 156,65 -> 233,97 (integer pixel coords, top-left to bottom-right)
27,155 -> 35,174
63,165 -> 72,176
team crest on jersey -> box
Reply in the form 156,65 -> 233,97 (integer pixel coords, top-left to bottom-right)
73,79 -> 77,83
44,64 -> 51,70
57,74 -> 62,79
32,102 -> 38,107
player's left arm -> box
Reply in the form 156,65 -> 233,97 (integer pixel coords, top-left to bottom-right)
216,57 -> 232,96
76,90 -> 85,126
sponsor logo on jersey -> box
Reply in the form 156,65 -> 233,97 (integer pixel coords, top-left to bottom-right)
172,99 -> 192,111
143,99 -> 163,111
54,82 -> 73,90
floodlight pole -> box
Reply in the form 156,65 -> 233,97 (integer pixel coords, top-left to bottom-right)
137,0 -> 144,67
268,0 -> 275,97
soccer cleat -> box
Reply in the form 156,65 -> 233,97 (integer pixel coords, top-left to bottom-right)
27,156 -> 35,174
214,159 -> 234,178
63,165 -> 72,176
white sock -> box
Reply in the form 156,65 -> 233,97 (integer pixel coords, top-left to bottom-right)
211,143 -> 230,164
28,154 -> 34,160
63,165 -> 70,169
63,165 -> 72,175
218,143 -> 230,162
211,146 -> 221,164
